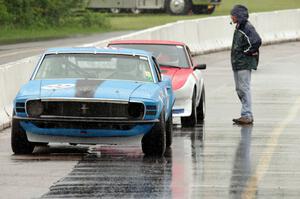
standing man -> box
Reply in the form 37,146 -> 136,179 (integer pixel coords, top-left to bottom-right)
230,5 -> 262,125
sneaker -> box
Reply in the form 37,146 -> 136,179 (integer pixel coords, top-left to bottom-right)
232,117 -> 253,124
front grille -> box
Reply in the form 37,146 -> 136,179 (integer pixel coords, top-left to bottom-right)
42,101 -> 130,118
32,121 -> 135,130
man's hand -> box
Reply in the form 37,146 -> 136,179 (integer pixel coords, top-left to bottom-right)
244,51 -> 258,56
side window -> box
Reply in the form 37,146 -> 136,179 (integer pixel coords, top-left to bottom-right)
152,57 -> 162,82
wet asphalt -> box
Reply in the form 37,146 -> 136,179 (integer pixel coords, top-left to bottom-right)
0,42 -> 300,198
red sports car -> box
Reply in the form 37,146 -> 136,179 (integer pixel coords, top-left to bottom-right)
108,40 -> 206,127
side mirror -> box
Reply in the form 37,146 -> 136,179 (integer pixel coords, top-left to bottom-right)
193,64 -> 206,70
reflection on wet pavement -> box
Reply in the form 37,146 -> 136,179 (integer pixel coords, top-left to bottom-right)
41,124 -> 204,198
230,125 -> 253,198
41,148 -> 173,198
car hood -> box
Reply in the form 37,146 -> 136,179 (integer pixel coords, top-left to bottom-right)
160,66 -> 179,80
160,66 -> 193,90
21,79 -> 145,101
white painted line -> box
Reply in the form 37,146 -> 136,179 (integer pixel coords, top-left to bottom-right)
242,96 -> 300,199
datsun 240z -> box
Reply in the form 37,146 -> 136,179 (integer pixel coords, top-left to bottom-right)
109,40 -> 206,127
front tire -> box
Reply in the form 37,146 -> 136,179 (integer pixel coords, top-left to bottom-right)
166,112 -> 173,147
142,111 -> 166,156
197,87 -> 205,122
181,91 -> 197,127
166,0 -> 191,15
11,119 -> 35,154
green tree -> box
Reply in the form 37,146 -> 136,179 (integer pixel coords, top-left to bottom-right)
0,0 -> 11,26
1,0 -> 87,27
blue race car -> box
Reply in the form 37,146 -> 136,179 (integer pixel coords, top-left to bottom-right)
12,47 -> 175,156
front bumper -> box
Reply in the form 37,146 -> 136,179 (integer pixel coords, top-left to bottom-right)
14,116 -> 157,143
172,98 -> 192,117
14,116 -> 159,124
171,77 -> 194,117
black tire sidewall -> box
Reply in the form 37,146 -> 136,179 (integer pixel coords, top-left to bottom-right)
11,119 -> 34,154
197,87 -> 205,121
181,91 -> 197,127
166,112 -> 173,147
142,110 -> 166,156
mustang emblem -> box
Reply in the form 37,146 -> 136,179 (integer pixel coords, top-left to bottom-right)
80,104 -> 89,114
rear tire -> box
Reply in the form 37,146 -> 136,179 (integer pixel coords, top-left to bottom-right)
166,112 -> 173,147
110,8 -> 121,14
197,87 -> 205,122
166,0 -> 191,15
181,91 -> 197,127
142,111 -> 166,156
11,119 -> 35,154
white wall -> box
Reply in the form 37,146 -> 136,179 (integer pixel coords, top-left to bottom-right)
0,56 -> 38,129
0,9 -> 299,130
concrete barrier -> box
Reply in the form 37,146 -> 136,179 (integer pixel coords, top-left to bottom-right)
0,9 -> 300,130
83,9 -> 300,53
0,56 -> 38,130
0,68 -> 10,130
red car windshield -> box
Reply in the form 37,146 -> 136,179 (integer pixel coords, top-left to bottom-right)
110,44 -> 190,68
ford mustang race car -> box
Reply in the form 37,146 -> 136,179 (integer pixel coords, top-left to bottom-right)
12,47 -> 175,156
109,40 -> 206,127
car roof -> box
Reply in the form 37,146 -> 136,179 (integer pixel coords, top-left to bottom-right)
45,47 -> 153,57
109,40 -> 186,46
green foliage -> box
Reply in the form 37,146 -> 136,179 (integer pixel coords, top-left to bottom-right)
0,0 -> 11,26
0,0 -> 109,29
80,12 -> 110,28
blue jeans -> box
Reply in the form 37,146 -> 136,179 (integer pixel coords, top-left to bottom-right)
233,70 -> 253,119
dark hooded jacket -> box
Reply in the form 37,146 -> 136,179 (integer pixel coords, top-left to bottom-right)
231,5 -> 262,71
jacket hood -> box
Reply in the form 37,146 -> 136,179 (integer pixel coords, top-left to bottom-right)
231,5 -> 249,25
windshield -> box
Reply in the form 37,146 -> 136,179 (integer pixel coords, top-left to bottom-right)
110,44 -> 190,68
34,53 -> 154,82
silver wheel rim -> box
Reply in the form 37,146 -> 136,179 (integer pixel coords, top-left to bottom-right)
131,8 -> 141,14
110,8 -> 120,14
169,0 -> 186,14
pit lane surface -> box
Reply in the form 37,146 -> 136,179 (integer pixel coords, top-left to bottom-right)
1,42 -> 300,198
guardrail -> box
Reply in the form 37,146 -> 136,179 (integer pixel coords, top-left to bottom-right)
0,9 -> 299,130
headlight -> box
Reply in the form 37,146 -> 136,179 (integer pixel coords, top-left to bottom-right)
26,100 -> 43,117
128,102 -> 144,119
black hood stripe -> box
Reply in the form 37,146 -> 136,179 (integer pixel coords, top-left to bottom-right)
75,80 -> 105,98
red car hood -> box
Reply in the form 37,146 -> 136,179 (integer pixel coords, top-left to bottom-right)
160,66 -> 193,90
